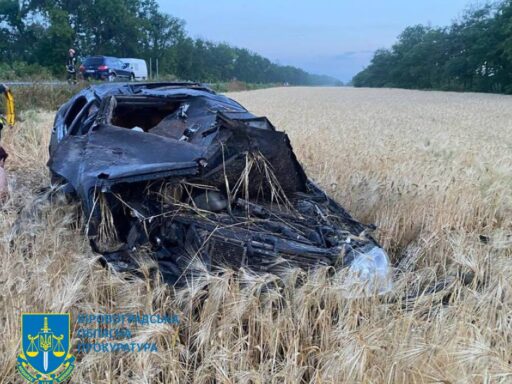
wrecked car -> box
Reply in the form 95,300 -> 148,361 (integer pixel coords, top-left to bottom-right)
48,82 -> 391,293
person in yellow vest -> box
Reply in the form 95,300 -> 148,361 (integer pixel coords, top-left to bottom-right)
0,83 -> 14,129
0,83 -> 14,201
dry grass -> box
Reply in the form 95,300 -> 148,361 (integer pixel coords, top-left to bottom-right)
1,87 -> 511,383
0,84 -> 85,113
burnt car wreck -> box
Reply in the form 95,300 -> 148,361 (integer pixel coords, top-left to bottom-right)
48,82 -> 391,293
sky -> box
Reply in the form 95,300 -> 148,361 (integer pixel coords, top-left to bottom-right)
158,0 -> 473,82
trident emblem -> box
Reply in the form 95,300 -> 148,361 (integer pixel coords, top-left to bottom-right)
25,317 -> 65,372
18,313 -> 75,383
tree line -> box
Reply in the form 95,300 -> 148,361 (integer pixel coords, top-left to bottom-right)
0,0 -> 341,85
353,0 -> 512,93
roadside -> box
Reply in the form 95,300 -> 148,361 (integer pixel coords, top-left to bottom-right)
0,80 -> 281,113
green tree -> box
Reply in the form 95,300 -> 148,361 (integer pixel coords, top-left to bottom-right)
0,0 -> 340,85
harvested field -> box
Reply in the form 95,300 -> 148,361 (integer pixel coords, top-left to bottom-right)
1,87 -> 511,383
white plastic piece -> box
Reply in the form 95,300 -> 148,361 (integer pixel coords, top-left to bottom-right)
342,246 -> 393,297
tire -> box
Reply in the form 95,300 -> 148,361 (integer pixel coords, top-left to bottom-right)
108,73 -> 116,82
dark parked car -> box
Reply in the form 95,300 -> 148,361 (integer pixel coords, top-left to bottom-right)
80,56 -> 134,81
48,82 -> 391,294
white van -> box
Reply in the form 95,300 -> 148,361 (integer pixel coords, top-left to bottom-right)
119,58 -> 148,81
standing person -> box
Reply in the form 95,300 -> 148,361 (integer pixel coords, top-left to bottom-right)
66,48 -> 77,84
0,83 -> 14,127
0,83 -> 11,201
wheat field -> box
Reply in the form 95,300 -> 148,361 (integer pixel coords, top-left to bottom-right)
0,87 -> 511,383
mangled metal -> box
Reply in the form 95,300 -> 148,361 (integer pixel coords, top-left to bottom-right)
48,82 -> 391,292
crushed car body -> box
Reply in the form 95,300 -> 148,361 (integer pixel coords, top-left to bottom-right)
48,82 -> 391,293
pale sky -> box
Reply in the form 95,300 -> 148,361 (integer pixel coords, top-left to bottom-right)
158,0 -> 474,82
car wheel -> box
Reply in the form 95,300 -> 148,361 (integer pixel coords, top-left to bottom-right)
108,73 -> 116,82
130,73 -> 135,81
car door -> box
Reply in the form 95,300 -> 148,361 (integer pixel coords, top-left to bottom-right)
107,58 -> 121,78
115,59 -> 131,79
